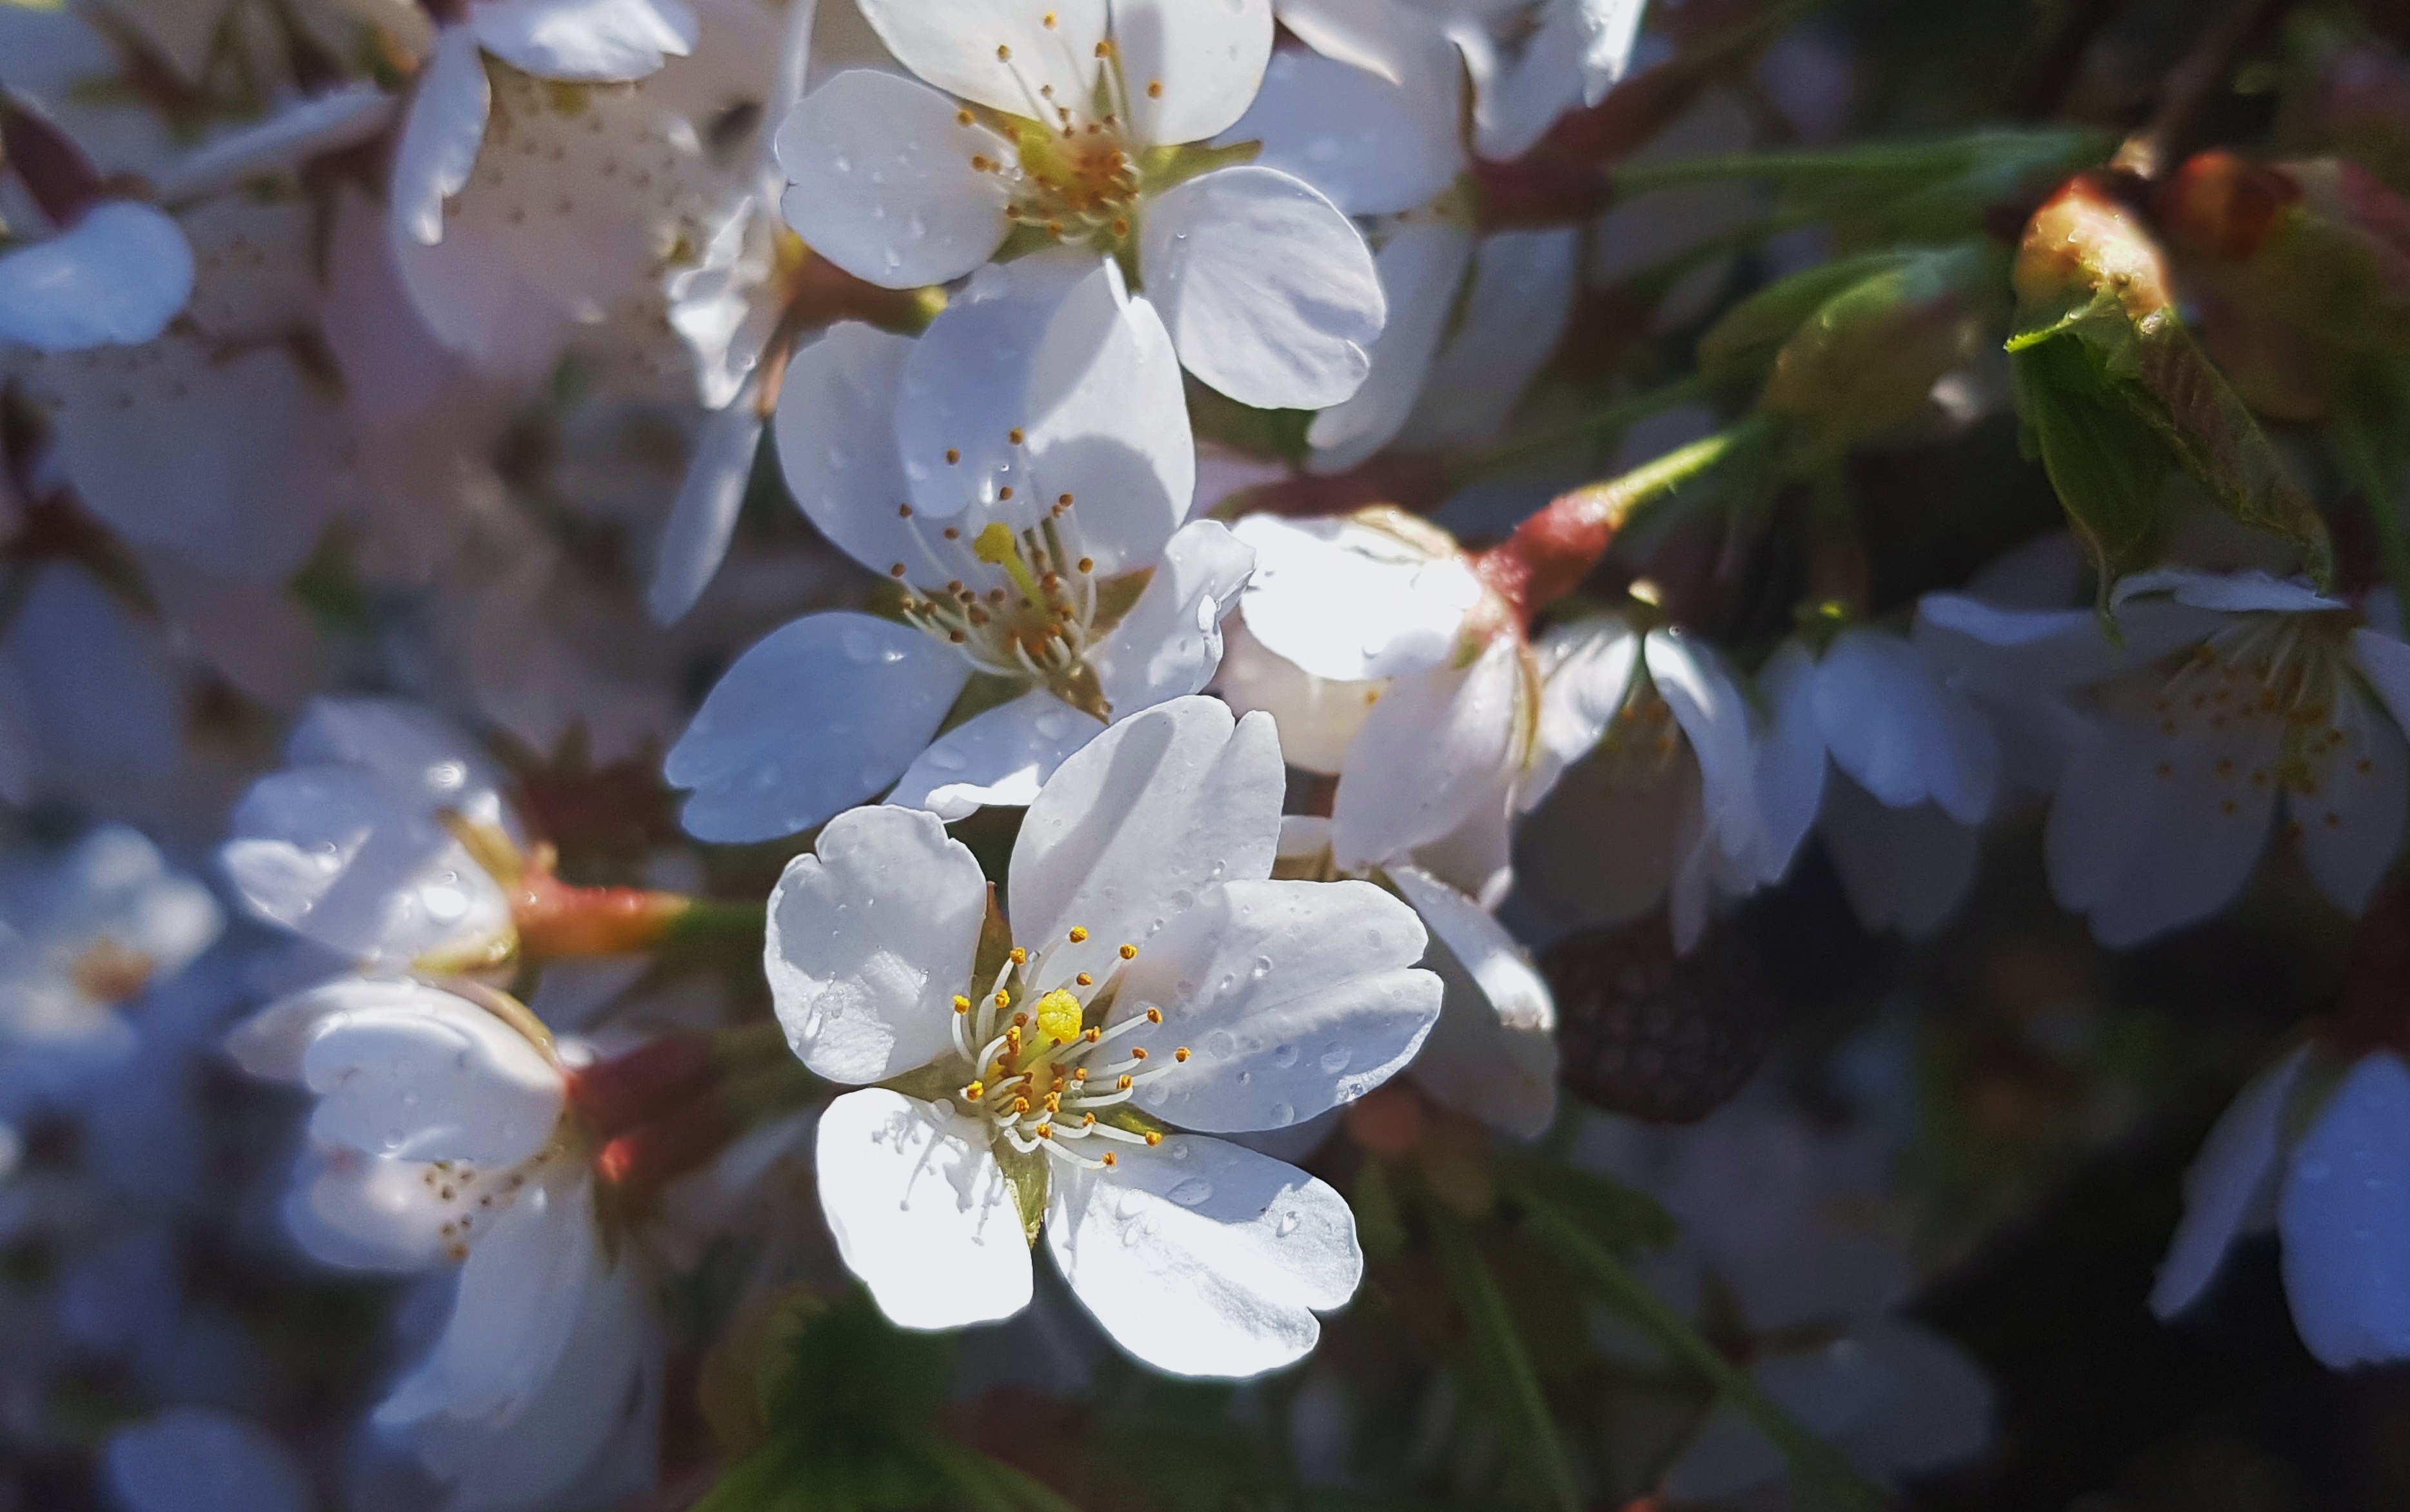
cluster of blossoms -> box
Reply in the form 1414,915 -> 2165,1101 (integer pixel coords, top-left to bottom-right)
12,0 -> 2410,1506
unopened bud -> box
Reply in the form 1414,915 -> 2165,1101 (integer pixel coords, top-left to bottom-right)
513,869 -> 692,959
2012,172 -> 2177,328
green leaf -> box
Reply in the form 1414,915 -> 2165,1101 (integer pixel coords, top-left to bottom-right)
1499,1156 -> 1678,1256
1698,251 -> 1913,382
2009,335 -> 2177,602
1427,1208 -> 1584,1512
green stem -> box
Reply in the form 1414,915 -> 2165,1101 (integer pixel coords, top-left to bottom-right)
1449,373 -> 1719,484
717,1056 -> 822,1125
1426,1207 -> 1584,1512
1506,1172 -> 1891,1512
665,896 -> 769,954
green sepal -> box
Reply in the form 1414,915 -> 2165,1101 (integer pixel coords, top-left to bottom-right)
1138,137 -> 1258,197
994,1139 -> 1050,1246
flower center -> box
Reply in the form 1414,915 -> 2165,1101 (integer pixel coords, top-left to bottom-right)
67,936 -> 155,1005
952,32 -> 1155,248
419,1143 -> 569,1262
943,929 -> 1188,1171
889,491 -> 1115,707
2142,613 -> 2363,809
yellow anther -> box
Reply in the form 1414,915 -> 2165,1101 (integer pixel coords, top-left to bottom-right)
1101,1151 -> 1118,1167
1130,1047 -> 1148,1061
1035,1124 -> 1053,1139
1144,1007 -> 1163,1024
957,108 -> 974,126
1174,1047 -> 1191,1063
1076,972 -> 1094,987
1013,1096 -> 1031,1114
1147,80 -> 1163,97
945,447 -> 960,464
1119,943 -> 1138,960
953,995 -> 972,1014
1143,1131 -> 1163,1146
1034,988 -> 1083,1046
1118,1075 -> 1134,1090
996,43 -> 1011,59
1068,926 -> 1089,943
994,989 -> 1012,1009
1083,1026 -> 1101,1043
1009,427 -> 1025,444
1073,1067 -> 1089,1081
964,1081 -> 985,1101
1082,1113 -> 1096,1126
1009,946 -> 1028,965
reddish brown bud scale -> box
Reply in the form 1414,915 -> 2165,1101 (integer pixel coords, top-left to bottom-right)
2158,150 -> 2302,262
1472,488 -> 1621,620
565,1034 -> 719,1141
593,1093 -> 739,1206
0,99 -> 104,228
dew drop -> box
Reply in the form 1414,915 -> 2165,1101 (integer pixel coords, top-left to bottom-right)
1274,1209 -> 1301,1237
1318,1043 -> 1351,1074
1268,1101 -> 1296,1126
1270,1043 -> 1298,1069
1167,1177 -> 1214,1206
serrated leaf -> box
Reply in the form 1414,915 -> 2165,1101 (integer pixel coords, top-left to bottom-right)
2009,335 -> 2176,602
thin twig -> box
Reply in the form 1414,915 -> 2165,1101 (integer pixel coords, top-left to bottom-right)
2110,0 -> 2294,181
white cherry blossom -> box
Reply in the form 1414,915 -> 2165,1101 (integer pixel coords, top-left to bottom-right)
1514,613 -> 1782,952
1919,569 -> 2410,947
775,0 -> 1387,409
0,826 -> 222,1049
769,696 -> 1441,1375
2155,1045 -> 2410,1369
228,976 -> 662,1512
222,699 -> 524,974
1754,625 -> 2002,936
0,201 -> 194,353
667,255 -> 1252,841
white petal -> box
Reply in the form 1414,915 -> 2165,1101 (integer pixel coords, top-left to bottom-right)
106,1409 -> 312,1512
887,691 -> 1105,821
377,1177 -> 596,1428
223,768 -> 512,969
1752,640 -> 1828,878
1332,634 -> 1523,872
301,986 -> 564,1166
1405,226 -> 1581,449
2153,1045 -> 2309,1319
1112,878 -> 1439,1132
765,805 -> 987,1083
1389,865 -> 1557,1138
664,613 -> 971,842
853,0 -> 1105,119
0,202 -> 193,351
393,29 -> 493,247
1209,615 -> 1379,777
284,1144 -> 456,1272
1231,513 -> 1480,682
469,0 -> 698,79
1646,629 -> 1766,879
1009,698 -> 1286,993
816,1088 -> 1032,1331
1528,616 -> 1643,804
648,400 -> 762,624
772,322 -> 925,575
1274,0 -> 1448,89
1023,257 -> 1195,572
1812,627 -> 1999,826
2353,627 -> 2410,736
1091,517 -> 1256,714
776,69 -> 1012,290
2291,694 -> 2407,917
1113,0 -> 1273,145
2044,708 -> 2278,947
285,697 -> 509,821
2280,1051 -> 2410,1367
1226,44 -> 1462,217
891,257 -> 1083,522
161,83 -> 397,202
2115,567 -> 2343,617
1834,1320 -> 1996,1475
1818,781 -> 1982,938
1306,220 -> 1476,473
1047,1134 -> 1359,1377
1139,164 -> 1385,409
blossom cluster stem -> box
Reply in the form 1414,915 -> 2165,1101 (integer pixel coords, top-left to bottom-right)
1508,1172 -> 1891,1512
1428,1207 -> 1585,1512
1473,417 -> 1769,622
2329,416 -> 2410,626
1448,373 -> 1715,485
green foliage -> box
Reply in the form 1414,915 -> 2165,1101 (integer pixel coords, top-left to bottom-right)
695,1290 -> 1073,1512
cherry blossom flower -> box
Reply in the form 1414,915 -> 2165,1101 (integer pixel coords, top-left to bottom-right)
228,976 -> 664,1512
1514,613 -> 1783,953
1919,569 -> 2410,946
2155,1045 -> 2410,1368
1276,0 -> 1648,162
223,699 -> 525,974
0,201 -> 193,353
0,826 -> 221,1050
1755,625 -> 2003,936
770,696 -> 1441,1375
667,255 -> 1252,841
775,0 -> 1387,410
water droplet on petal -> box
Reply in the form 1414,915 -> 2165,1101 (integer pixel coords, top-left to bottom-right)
1167,1177 -> 1214,1206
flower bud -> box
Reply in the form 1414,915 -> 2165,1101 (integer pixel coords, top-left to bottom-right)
1759,242 -> 2003,454
2012,172 -> 2178,328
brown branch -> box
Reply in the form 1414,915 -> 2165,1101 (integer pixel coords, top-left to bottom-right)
2004,0 -> 2131,121
2111,0 -> 2295,182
